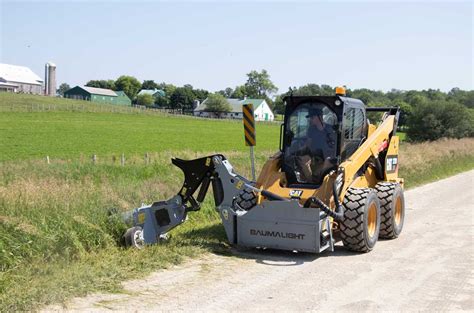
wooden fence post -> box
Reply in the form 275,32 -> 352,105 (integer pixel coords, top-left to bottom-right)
145,152 -> 149,165
46,156 -> 50,164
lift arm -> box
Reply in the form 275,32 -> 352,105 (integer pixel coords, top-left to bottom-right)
338,109 -> 399,199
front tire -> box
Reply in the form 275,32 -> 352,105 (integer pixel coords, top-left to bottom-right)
375,182 -> 405,239
124,226 -> 145,249
234,188 -> 257,210
340,188 -> 381,252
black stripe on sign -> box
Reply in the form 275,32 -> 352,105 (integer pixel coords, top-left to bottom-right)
244,123 -> 256,140
245,134 -> 255,146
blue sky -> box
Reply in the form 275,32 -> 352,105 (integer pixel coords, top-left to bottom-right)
1,1 -> 472,93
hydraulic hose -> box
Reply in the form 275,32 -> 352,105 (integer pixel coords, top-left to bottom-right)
305,179 -> 344,221
371,156 -> 384,180
244,183 -> 290,202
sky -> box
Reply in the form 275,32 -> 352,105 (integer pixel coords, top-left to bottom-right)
1,1 -> 472,93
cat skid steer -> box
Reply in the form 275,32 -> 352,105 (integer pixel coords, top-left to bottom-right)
123,87 -> 405,253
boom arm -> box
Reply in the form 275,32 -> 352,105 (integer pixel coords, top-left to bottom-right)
338,111 -> 399,199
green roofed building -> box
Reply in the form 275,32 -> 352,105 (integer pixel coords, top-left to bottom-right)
114,91 -> 132,105
64,86 -> 131,106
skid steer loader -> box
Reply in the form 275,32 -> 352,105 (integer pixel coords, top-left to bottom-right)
122,87 -> 405,253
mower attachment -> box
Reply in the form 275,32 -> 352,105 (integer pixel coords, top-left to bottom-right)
123,155 -> 334,253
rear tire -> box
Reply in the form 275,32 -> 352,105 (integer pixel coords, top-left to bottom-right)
340,188 -> 381,252
375,182 -> 405,239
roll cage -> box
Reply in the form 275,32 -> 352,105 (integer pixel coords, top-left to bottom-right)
280,95 -> 368,186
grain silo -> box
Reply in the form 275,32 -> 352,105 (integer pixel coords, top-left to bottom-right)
44,62 -> 56,96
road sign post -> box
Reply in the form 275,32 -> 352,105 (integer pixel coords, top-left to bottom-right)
242,104 -> 256,181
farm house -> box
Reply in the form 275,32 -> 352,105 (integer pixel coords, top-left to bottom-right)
0,63 -> 44,94
194,98 -> 274,121
64,86 -> 131,105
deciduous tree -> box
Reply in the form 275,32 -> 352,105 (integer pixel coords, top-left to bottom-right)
170,87 -> 196,110
85,80 -> 116,90
244,69 -> 278,98
205,93 -> 232,114
57,83 -> 70,96
141,80 -> 159,90
115,76 -> 141,100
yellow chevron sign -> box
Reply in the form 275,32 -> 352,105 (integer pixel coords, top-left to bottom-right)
242,104 -> 256,146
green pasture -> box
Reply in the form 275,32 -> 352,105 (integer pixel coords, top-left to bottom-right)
0,96 -> 280,162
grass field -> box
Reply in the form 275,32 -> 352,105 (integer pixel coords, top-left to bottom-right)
0,94 -> 280,161
1,93 -> 473,311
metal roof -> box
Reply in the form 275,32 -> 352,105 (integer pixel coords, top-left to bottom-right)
138,89 -> 166,97
0,63 -> 43,85
81,86 -> 118,96
115,90 -> 129,97
138,89 -> 157,96
195,98 -> 265,112
0,82 -> 19,88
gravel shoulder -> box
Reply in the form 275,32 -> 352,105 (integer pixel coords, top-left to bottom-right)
44,170 -> 474,312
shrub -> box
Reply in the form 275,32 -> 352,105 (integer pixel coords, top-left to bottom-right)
406,100 -> 473,141
136,94 -> 154,107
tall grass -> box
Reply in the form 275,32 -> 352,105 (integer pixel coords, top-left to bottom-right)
401,138 -> 474,187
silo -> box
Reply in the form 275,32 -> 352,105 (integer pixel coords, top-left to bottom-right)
44,62 -> 56,96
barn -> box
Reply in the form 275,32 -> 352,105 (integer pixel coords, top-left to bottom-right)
64,86 -> 131,106
0,63 -> 44,94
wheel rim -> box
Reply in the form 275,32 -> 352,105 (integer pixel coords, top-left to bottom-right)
367,202 -> 377,238
394,196 -> 403,226
133,229 -> 145,248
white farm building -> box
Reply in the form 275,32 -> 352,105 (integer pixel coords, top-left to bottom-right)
0,63 -> 44,94
194,98 -> 274,121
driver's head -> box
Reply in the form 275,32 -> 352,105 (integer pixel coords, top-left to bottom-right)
306,108 -> 323,125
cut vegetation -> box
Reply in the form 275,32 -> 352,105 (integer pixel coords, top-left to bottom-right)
1,94 -> 473,311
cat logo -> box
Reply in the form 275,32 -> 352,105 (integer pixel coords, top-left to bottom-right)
289,190 -> 303,198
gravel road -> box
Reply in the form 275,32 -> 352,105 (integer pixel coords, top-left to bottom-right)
45,170 -> 474,312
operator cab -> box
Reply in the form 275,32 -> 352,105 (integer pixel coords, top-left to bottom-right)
281,90 -> 367,187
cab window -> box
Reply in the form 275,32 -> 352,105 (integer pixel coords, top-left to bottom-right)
341,107 -> 365,160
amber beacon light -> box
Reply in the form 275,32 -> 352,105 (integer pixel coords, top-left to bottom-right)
335,86 -> 346,96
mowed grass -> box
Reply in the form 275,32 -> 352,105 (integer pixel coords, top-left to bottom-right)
0,111 -> 279,161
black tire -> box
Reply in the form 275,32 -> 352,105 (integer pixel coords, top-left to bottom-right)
123,226 -> 145,249
234,188 -> 257,210
375,182 -> 405,239
340,188 -> 381,252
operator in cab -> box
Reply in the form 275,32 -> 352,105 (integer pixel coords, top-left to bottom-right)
306,108 -> 336,159
294,106 -> 337,184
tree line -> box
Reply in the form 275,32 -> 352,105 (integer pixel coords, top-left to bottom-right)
57,70 -> 473,142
